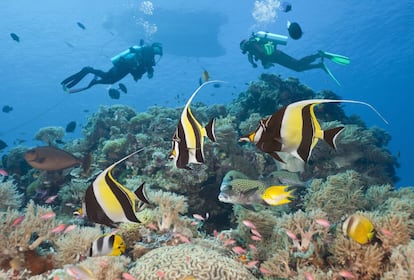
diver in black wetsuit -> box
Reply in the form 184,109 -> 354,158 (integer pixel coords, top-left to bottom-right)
61,41 -> 163,93
240,32 -> 350,85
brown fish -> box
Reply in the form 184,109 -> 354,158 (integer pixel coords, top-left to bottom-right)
24,146 -> 83,171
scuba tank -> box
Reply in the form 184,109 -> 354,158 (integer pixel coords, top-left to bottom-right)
110,45 -> 140,66
254,31 -> 288,46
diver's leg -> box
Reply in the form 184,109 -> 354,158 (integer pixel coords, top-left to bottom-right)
272,51 -> 323,72
61,67 -> 94,88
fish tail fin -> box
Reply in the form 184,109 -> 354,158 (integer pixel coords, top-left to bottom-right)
205,118 -> 216,142
135,182 -> 150,204
323,126 -> 345,150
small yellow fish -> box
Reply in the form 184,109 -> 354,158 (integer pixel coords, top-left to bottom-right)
342,214 -> 375,245
261,185 -> 294,206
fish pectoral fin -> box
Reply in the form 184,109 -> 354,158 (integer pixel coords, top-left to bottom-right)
35,157 -> 46,163
323,126 -> 345,150
242,187 -> 259,196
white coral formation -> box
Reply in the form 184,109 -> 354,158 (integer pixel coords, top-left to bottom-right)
149,190 -> 188,232
129,244 -> 256,280
0,180 -> 23,210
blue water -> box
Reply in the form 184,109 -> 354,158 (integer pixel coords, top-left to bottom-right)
0,0 -> 413,187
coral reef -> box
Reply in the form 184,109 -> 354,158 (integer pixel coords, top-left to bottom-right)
0,74 -> 407,280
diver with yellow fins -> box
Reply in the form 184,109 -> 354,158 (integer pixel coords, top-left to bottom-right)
61,39 -> 163,93
240,31 -> 350,86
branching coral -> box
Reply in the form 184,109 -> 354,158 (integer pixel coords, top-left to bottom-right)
149,190 -> 188,232
279,210 -> 331,267
0,180 -> 23,210
0,201 -> 59,275
129,243 -> 256,280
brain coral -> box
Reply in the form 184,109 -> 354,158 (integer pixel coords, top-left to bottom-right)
129,244 -> 256,280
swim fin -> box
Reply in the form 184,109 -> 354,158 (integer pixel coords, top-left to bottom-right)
321,62 -> 341,86
67,87 -> 89,94
319,50 -> 350,65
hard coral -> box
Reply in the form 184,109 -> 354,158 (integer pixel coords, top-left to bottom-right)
34,126 -> 65,145
129,243 -> 256,280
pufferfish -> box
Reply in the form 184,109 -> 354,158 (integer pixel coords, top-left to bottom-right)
342,214 -> 375,245
218,170 -> 294,209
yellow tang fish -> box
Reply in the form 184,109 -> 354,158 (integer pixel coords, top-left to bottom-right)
342,214 -> 375,245
240,99 -> 388,163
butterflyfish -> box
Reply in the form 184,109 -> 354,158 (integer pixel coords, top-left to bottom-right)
170,80 -> 224,169
239,99 -> 388,164
342,214 -> 375,245
88,234 -> 126,257
81,149 -> 149,227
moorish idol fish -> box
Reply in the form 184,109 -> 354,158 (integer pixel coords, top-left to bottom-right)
170,80 -> 224,169
239,99 -> 388,163
88,234 -> 126,257
81,149 -> 149,227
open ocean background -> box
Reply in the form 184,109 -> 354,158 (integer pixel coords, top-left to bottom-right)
0,0 -> 412,187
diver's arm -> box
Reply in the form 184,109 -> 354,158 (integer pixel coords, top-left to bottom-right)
248,53 -> 258,68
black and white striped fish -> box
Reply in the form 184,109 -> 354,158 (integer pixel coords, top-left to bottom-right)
170,80 -> 224,169
240,99 -> 388,163
81,149 -> 149,227
88,234 -> 126,257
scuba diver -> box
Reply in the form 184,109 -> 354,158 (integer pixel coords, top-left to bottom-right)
240,31 -> 350,86
61,40 -> 163,93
